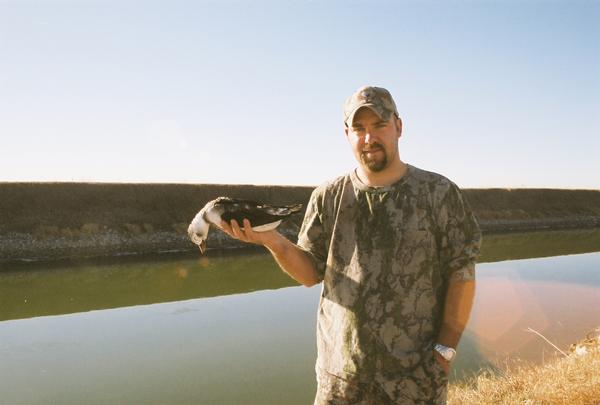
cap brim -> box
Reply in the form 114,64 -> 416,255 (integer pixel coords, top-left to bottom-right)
345,104 -> 384,126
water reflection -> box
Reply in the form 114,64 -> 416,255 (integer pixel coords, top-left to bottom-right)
2,228 -> 600,322
1,250 -> 289,321
1,229 -> 600,404
455,252 -> 600,381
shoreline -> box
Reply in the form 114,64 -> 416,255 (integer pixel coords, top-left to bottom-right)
1,182 -> 599,265
2,224 -> 600,268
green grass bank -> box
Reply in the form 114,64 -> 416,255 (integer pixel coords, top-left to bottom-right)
1,182 -> 599,264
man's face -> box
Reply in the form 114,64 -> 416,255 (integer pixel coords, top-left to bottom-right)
345,107 -> 402,173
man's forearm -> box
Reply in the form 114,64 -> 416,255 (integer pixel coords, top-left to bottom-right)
436,279 -> 476,348
264,233 -> 322,287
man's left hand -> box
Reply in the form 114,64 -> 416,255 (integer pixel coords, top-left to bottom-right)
433,350 -> 450,376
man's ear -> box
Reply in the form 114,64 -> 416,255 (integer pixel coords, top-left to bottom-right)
396,117 -> 403,138
344,126 -> 349,138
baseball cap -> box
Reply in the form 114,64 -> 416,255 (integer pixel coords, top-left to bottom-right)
343,86 -> 399,127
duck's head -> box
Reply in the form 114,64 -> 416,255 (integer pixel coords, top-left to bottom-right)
188,210 -> 210,254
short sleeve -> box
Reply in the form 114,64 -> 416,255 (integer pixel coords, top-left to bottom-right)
297,187 -> 329,282
437,183 -> 482,282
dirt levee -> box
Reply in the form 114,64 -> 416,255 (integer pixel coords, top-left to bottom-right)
1,183 -> 599,263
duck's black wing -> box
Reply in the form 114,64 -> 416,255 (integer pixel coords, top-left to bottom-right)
215,197 -> 303,227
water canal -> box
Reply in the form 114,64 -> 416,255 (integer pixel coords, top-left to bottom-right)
1,228 -> 600,404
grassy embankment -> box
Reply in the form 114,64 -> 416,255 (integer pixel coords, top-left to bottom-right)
1,183 -> 600,263
449,329 -> 600,405
2,184 -> 600,235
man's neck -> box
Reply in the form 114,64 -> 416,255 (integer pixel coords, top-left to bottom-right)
356,160 -> 408,187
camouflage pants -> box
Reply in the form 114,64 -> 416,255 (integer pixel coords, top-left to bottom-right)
313,356 -> 448,405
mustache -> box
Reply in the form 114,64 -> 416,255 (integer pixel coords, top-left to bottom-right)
362,143 -> 384,152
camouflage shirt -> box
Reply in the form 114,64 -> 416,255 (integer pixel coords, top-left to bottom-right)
297,164 -> 481,403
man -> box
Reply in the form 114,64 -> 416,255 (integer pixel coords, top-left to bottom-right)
220,86 -> 482,404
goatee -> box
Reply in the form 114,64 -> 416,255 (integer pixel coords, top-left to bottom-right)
361,145 -> 388,172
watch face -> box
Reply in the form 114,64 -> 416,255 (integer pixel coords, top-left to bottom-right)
442,349 -> 455,361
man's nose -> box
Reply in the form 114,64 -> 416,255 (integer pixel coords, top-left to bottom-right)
365,131 -> 375,143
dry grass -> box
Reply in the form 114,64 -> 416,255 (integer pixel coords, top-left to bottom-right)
449,329 -> 600,405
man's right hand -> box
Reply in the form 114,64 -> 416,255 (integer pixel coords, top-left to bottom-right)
219,218 -> 282,248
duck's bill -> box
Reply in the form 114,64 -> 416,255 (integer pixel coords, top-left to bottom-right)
199,240 -> 206,254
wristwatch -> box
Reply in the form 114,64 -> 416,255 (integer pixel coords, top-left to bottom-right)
434,343 -> 457,362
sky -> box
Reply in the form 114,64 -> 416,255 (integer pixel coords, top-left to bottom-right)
1,0 -> 598,189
